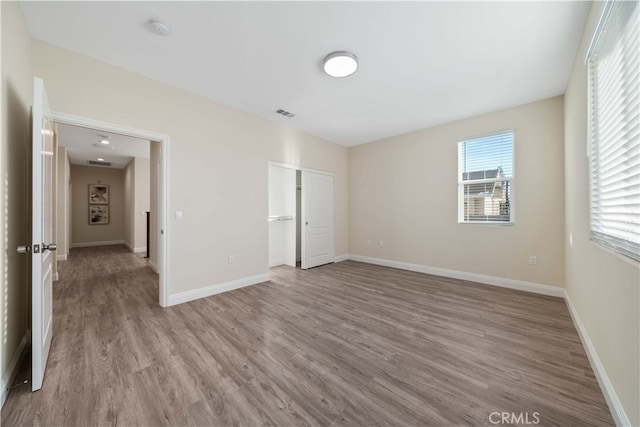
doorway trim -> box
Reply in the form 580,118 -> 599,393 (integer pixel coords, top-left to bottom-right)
51,111 -> 170,307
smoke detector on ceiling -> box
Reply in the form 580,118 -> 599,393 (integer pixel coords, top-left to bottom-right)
148,19 -> 170,36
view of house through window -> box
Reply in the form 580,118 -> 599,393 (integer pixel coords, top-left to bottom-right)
458,132 -> 514,223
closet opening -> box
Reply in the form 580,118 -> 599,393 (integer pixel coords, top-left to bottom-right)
268,161 -> 334,270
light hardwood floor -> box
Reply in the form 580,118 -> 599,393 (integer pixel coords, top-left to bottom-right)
2,245 -> 612,426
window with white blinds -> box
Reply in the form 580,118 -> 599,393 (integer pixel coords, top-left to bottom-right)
458,132 -> 514,224
587,0 -> 640,261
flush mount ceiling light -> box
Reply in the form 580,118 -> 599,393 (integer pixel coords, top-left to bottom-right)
148,19 -> 170,36
97,157 -> 105,162
99,135 -> 110,145
323,51 -> 358,78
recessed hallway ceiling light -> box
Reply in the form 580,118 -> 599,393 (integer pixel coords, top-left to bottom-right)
99,136 -> 110,145
97,157 -> 105,161
323,51 -> 358,78
148,19 -> 170,36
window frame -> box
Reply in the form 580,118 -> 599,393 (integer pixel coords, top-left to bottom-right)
457,130 -> 515,225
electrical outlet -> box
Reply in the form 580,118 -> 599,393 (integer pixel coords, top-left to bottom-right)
228,255 -> 235,264
529,256 -> 538,265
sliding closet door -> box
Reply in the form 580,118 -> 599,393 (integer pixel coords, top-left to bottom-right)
302,170 -> 334,269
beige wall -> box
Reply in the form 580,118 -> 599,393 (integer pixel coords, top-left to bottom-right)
32,40 -> 349,295
349,97 -> 565,287
564,3 -> 640,425
134,158 -> 150,251
56,146 -> 71,258
0,0 -> 32,394
70,165 -> 125,245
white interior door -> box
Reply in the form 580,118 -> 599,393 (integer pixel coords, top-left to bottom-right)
302,170 -> 334,269
32,77 -> 56,391
268,165 -> 296,267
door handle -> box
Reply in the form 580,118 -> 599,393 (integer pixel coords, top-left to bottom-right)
16,245 -> 31,254
42,243 -> 57,252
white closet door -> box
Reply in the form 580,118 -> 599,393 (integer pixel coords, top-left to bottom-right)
302,171 -> 334,269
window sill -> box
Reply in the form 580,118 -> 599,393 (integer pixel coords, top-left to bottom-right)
589,239 -> 640,265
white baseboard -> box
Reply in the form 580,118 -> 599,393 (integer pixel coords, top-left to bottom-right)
347,254 -> 564,298
122,241 -> 147,254
270,255 -> 348,267
53,272 -> 59,282
56,254 -> 67,261
1,331 -> 29,409
565,294 -> 630,426
167,273 -> 270,307
122,243 -> 146,254
71,240 -> 124,248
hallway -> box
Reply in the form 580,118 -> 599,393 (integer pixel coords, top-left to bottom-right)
3,245 -> 162,425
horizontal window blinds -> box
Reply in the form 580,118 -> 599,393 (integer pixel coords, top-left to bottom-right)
458,132 -> 514,223
588,0 -> 640,261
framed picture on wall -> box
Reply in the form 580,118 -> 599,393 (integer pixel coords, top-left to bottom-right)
89,184 -> 109,204
89,205 -> 109,225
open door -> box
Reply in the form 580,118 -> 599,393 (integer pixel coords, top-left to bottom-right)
268,165 -> 296,267
30,77 -> 56,391
301,170 -> 334,269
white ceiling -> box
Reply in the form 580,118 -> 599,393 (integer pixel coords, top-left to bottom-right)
57,123 -> 150,169
21,1 -> 590,147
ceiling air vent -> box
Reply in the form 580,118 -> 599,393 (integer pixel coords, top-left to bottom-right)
276,109 -> 295,118
88,160 -> 112,167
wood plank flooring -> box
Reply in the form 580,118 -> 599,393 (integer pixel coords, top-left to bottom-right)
2,245 -> 612,426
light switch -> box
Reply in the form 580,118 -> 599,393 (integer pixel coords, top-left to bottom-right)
175,211 -> 184,221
